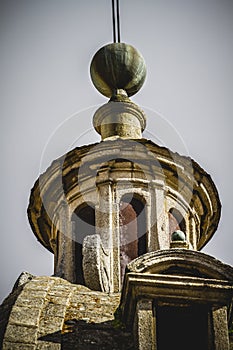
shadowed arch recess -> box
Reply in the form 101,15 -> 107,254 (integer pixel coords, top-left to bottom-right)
72,203 -> 95,284
119,194 -> 147,282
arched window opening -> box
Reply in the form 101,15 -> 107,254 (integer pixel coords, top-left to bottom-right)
71,203 -> 95,284
168,208 -> 186,238
119,194 -> 147,283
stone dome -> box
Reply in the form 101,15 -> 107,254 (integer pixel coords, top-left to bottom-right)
28,138 -> 221,256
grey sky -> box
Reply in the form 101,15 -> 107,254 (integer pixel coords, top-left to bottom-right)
1,0 -> 233,303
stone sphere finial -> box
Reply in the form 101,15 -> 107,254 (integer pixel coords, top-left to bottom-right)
171,230 -> 186,242
90,43 -> 146,98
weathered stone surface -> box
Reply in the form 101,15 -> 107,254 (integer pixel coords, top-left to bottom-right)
58,321 -> 135,350
3,342 -> 36,350
121,250 -> 233,349
230,334 -> 233,350
83,234 -> 110,292
0,276 -> 134,349
4,324 -> 38,344
36,343 -> 60,350
126,249 -> 233,281
93,101 -> 146,140
28,138 -> 221,259
28,135 -> 221,294
12,272 -> 34,292
133,299 -> 155,350
212,307 -> 230,350
9,306 -> 41,327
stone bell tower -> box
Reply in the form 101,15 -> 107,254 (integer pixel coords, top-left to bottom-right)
1,42 -> 233,349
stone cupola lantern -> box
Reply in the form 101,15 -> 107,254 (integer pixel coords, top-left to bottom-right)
28,43 -> 222,295
1,39 -> 232,350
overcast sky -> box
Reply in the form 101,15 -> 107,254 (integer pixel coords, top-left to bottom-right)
1,0 -> 233,303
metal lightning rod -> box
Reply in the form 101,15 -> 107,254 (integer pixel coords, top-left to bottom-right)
112,0 -> 121,43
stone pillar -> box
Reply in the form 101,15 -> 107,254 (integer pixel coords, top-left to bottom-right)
212,306 -> 230,350
96,170 -> 120,293
133,299 -> 156,350
150,180 -> 168,250
189,215 -> 197,250
54,201 -> 75,282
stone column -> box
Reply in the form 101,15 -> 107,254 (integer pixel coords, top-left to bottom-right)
133,299 -> 156,350
150,180 -> 168,251
189,215 -> 197,250
96,170 -> 120,293
211,306 -> 230,350
54,201 -> 75,283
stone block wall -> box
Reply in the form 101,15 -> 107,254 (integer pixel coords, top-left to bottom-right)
0,276 -> 134,350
